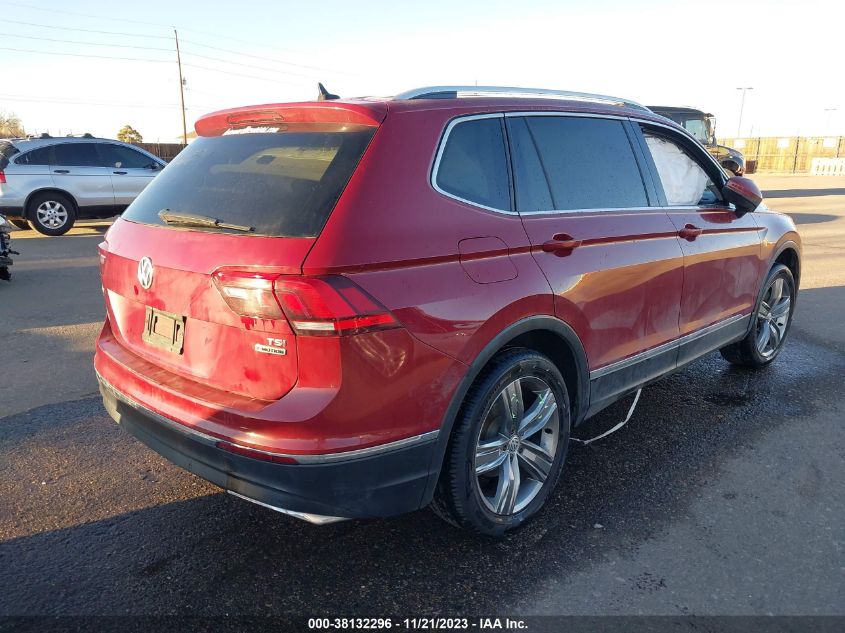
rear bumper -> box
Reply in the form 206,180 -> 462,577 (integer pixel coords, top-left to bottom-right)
98,375 -> 440,521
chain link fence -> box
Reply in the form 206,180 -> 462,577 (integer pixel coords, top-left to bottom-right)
717,136 -> 845,173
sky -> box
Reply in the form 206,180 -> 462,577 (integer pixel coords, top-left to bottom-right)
2,0 -> 842,142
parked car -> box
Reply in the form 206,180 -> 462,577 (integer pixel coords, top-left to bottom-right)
647,106 -> 746,175
0,214 -> 16,281
0,136 -> 165,235
94,86 -> 801,536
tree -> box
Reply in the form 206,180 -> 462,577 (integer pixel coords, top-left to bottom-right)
117,125 -> 143,143
0,111 -> 25,138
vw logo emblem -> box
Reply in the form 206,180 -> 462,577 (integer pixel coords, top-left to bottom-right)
137,256 -> 154,289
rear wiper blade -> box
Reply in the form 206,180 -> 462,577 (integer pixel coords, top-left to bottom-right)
158,209 -> 254,233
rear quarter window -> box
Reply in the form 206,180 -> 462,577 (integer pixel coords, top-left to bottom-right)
13,146 -> 52,166
0,141 -> 19,169
122,125 -> 375,237
434,117 -> 511,211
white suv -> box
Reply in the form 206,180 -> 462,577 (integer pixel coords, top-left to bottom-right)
0,136 -> 165,235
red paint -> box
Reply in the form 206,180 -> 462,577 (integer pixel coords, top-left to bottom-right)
665,208 -> 764,336
724,176 -> 763,210
95,96 -> 799,465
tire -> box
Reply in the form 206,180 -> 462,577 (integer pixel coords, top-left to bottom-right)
9,219 -> 30,231
431,348 -> 571,536
720,264 -> 796,368
26,192 -> 76,236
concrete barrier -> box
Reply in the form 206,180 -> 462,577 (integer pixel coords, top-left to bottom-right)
811,157 -> 845,176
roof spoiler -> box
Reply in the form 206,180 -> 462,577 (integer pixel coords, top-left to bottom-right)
195,102 -> 387,137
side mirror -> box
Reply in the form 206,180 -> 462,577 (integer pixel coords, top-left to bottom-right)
723,176 -> 762,216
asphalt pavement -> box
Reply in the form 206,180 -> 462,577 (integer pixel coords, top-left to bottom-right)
1,176 -> 843,617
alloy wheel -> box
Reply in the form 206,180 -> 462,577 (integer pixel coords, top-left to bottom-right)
755,276 -> 792,359
36,200 -> 69,229
473,376 -> 560,516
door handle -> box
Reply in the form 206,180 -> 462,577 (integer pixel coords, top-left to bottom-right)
678,224 -> 703,241
113,171 -> 127,175
53,169 -> 70,174
542,233 -> 582,253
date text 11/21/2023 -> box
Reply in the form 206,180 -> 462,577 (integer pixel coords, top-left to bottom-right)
307,617 -> 528,630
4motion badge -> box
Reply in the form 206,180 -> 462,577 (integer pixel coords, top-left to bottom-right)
255,337 -> 286,356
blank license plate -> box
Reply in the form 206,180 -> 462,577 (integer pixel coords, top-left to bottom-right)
142,307 -> 186,354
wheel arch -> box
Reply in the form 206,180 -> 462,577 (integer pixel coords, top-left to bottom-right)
742,240 -> 801,338
772,241 -> 801,289
420,315 -> 590,507
24,188 -> 79,218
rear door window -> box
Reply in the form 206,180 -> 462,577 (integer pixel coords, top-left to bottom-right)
14,146 -> 52,166
510,116 -> 648,212
434,117 -> 511,211
53,143 -> 102,167
121,125 -> 375,237
506,117 -> 554,212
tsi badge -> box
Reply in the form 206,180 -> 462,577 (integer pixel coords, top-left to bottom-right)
255,337 -> 286,356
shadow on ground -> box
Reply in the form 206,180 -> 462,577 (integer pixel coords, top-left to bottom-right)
787,213 -> 840,225
763,188 -> 845,199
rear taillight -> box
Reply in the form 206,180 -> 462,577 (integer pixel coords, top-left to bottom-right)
0,170 -> 6,184
212,270 -> 399,337
212,270 -> 285,319
97,241 -> 108,272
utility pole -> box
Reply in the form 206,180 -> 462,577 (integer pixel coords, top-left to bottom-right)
174,28 -> 187,145
736,87 -> 753,138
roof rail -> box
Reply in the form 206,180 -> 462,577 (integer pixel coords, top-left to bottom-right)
393,86 -> 649,111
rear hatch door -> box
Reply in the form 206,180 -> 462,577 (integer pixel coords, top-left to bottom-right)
100,103 -> 384,400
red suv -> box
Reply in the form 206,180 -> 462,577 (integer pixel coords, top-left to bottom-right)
95,86 -> 801,535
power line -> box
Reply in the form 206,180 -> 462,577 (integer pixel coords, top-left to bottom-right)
180,39 -> 350,75
4,1 -> 312,56
182,62 -> 308,87
3,15 -> 348,76
0,1 -> 170,28
4,44 -> 309,86
1,45 -> 311,89
2,17 -> 173,39
0,45 -> 170,63
0,32 -> 323,79
0,31 -> 174,52
184,87 -> 230,100
181,50 -> 317,80
0,93 -> 214,110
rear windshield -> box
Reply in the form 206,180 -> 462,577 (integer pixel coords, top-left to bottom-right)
0,141 -> 19,170
122,125 -> 375,237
